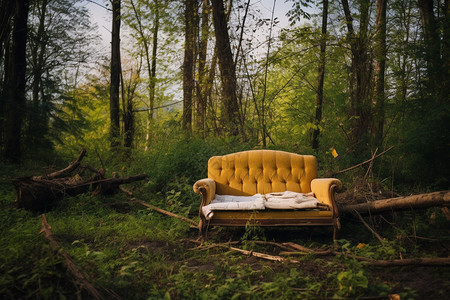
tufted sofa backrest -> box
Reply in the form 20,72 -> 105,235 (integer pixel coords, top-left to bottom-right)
208,150 -> 318,196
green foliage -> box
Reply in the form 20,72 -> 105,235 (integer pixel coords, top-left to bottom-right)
395,98 -> 450,189
334,268 -> 369,297
242,216 -> 266,243
1,158 -> 449,299
1,0 -> 449,295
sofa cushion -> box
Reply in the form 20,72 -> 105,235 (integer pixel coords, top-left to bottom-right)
208,150 -> 318,196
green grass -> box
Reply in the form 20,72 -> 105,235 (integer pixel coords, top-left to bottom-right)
1,152 -> 449,299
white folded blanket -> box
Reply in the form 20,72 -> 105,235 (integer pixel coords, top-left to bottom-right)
264,191 -> 319,209
202,191 -> 321,220
201,194 -> 265,220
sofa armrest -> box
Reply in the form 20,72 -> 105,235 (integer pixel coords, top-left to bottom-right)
311,178 -> 342,216
193,178 -> 216,206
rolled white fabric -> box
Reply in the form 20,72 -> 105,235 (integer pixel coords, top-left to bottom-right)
202,194 -> 265,220
264,191 -> 319,209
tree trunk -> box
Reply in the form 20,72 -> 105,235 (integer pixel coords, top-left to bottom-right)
312,0 -> 328,150
149,0 -> 158,123
122,67 -> 138,148
182,0 -> 197,132
339,191 -> 450,214
0,0 -> 14,154
211,0 -> 240,136
418,0 -> 444,101
341,0 -> 372,156
129,0 -> 159,151
3,0 -> 30,163
195,0 -> 210,135
443,0 -> 450,94
372,0 -> 387,147
29,0 -> 49,147
110,0 -> 121,147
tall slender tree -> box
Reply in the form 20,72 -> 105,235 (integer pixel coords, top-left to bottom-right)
3,0 -> 30,162
211,0 -> 240,136
195,0 -> 210,134
149,0 -> 159,140
0,0 -> 15,153
110,0 -> 121,147
340,0 -> 372,155
28,0 -> 48,148
418,0 -> 446,100
311,0 -> 329,150
128,0 -> 160,150
182,0 -> 197,132
373,0 -> 387,147
121,63 -> 139,148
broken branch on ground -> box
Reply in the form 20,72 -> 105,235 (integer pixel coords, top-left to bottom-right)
13,149 -> 148,212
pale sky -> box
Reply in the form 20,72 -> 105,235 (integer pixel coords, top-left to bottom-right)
84,0 -> 294,56
82,0 -> 298,105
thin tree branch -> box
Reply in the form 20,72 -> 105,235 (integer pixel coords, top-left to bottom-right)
331,146 -> 394,176
354,210 -> 384,244
130,198 -> 198,227
40,214 -> 105,300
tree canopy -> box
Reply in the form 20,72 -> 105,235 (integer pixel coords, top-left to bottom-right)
0,0 -> 448,189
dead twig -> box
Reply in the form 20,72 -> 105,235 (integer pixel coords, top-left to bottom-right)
332,146 -> 394,176
185,239 -> 449,267
188,241 -> 240,251
181,239 -> 298,263
282,242 -> 318,253
364,148 -> 378,181
119,186 -> 133,196
279,242 -> 450,266
228,246 -> 299,263
131,198 -> 198,227
251,240 -> 295,252
34,149 -> 87,180
354,210 -> 384,245
40,214 -> 104,300
366,257 -> 450,266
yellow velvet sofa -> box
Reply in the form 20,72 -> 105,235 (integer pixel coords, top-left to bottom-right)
193,150 -> 342,239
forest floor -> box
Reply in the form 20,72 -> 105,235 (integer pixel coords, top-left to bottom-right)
1,164 -> 449,299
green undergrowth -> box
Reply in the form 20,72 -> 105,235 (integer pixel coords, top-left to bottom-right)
1,190 -> 448,299
1,144 -> 449,299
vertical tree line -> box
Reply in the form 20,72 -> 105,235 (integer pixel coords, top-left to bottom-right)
2,0 -> 30,163
182,0 -> 197,132
0,0 -> 447,189
110,0 -> 121,147
311,0 -> 328,150
0,0 -> 95,163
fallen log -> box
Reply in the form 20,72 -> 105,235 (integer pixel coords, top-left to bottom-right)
34,149 -> 87,180
13,149 -> 148,212
339,191 -> 450,215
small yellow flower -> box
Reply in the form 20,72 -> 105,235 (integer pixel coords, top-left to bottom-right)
331,147 -> 338,158
357,243 -> 366,249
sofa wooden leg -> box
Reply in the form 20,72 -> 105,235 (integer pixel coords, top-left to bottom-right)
199,219 -> 208,240
332,220 -> 341,247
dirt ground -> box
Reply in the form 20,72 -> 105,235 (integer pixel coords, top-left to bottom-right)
132,227 -> 450,299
